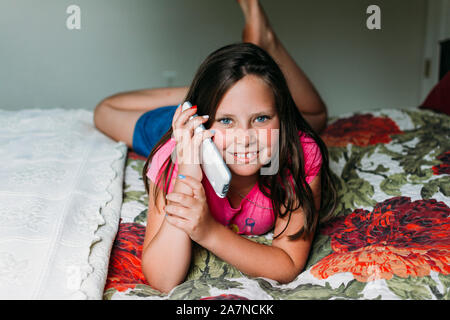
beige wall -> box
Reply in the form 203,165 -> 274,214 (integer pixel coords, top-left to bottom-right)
0,0 -> 427,117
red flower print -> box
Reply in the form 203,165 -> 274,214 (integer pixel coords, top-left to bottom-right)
321,114 -> 403,147
128,150 -> 147,161
432,150 -> 450,175
311,197 -> 450,282
104,222 -> 149,292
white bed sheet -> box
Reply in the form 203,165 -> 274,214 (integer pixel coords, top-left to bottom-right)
0,108 -> 127,299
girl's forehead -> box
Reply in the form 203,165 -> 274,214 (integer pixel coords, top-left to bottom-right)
215,75 -> 276,116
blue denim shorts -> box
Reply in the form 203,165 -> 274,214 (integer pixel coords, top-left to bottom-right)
132,105 -> 178,157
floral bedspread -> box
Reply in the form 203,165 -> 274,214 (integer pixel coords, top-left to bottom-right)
103,108 -> 449,300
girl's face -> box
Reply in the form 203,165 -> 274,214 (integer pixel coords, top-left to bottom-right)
210,75 -> 280,178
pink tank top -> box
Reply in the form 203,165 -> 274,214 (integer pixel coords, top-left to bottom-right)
147,131 -> 322,236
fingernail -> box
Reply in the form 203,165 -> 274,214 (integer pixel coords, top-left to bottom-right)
191,105 -> 197,110
202,115 -> 209,119
210,129 -> 215,134
178,174 -> 185,179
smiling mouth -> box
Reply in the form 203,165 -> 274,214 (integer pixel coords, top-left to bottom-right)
232,151 -> 258,159
227,151 -> 260,163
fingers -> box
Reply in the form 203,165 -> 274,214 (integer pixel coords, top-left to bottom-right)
164,207 -> 189,234
164,204 -> 189,219
171,104 -> 182,128
176,174 -> 206,199
164,192 -> 191,230
175,126 -> 215,166
165,191 -> 197,207
173,104 -> 197,130
192,127 -> 215,149
164,212 -> 187,230
186,115 -> 210,132
172,106 -> 211,144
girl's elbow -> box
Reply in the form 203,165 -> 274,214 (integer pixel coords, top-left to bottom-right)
141,256 -> 183,294
143,269 -> 180,294
147,279 -> 178,295
275,263 -> 306,284
276,272 -> 300,284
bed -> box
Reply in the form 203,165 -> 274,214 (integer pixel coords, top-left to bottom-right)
104,107 -> 449,300
0,107 -> 448,300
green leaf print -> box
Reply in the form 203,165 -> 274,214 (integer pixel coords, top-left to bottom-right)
344,176 -> 376,208
187,243 -> 243,282
305,234 -> 332,269
340,145 -> 377,208
375,164 -> 390,173
255,278 -> 366,300
133,209 -> 148,224
380,173 -> 408,196
123,190 -> 148,204
421,179 -> 440,199
126,284 -> 166,298
169,243 -> 244,299
386,275 -> 437,300
102,288 -> 116,300
438,274 -> 450,300
169,279 -> 216,300
392,110 -> 450,176
439,177 -> 450,196
408,170 -> 433,183
420,176 -> 450,199
328,172 -> 351,216
130,159 -> 145,177
328,146 -> 346,163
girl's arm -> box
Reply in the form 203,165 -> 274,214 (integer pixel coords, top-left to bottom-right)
165,173 -> 321,283
141,176 -> 194,293
201,174 -> 322,283
141,105 -> 213,293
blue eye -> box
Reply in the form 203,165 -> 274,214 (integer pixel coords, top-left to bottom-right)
256,115 -> 269,122
218,118 -> 232,125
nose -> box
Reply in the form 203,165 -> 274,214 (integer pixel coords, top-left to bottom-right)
234,128 -> 257,147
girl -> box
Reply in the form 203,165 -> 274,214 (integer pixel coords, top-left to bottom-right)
94,0 -> 336,293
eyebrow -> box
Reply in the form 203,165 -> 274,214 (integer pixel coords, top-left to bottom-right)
215,111 -> 274,118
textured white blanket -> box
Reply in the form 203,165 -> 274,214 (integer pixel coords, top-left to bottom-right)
0,108 -> 127,299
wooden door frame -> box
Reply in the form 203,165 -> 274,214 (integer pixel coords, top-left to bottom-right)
420,0 -> 450,102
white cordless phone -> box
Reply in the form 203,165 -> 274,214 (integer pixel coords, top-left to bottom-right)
181,101 -> 232,198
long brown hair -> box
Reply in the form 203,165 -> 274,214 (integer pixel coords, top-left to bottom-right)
143,43 -> 336,240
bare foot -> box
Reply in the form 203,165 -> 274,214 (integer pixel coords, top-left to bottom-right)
237,0 -> 278,54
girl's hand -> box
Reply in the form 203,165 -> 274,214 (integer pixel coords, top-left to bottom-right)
171,104 -> 215,181
164,174 -> 218,244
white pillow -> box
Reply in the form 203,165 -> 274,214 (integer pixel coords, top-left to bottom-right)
0,108 -> 127,299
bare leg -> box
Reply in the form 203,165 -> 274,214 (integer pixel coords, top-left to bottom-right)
238,0 -> 327,133
94,86 -> 188,148
94,104 -> 145,148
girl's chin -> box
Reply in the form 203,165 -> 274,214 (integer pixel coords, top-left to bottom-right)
227,163 -> 261,175
221,150 -> 271,173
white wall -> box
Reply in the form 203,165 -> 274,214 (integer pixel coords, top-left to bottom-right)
0,0 -> 427,117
